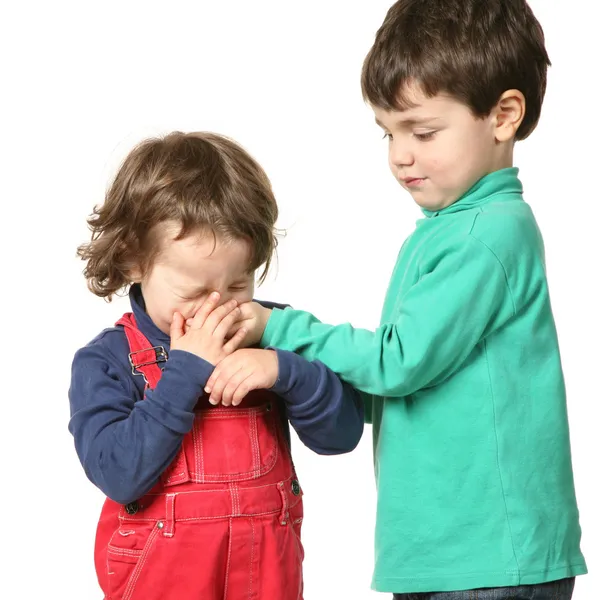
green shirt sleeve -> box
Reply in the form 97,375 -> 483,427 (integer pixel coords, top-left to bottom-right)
361,391 -> 374,424
260,235 -> 516,397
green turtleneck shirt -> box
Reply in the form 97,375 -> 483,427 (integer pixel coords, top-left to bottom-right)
260,168 -> 587,593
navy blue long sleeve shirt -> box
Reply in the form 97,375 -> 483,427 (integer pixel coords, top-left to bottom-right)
68,286 -> 363,504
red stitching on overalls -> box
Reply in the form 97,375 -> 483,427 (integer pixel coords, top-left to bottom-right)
249,518 -> 255,600
250,411 -> 260,476
224,517 -> 233,599
277,481 -> 289,525
121,524 -> 161,600
164,494 -> 175,538
192,418 -> 204,484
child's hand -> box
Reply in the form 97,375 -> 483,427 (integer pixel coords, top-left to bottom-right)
204,349 -> 278,406
170,292 -> 247,365
228,301 -> 272,348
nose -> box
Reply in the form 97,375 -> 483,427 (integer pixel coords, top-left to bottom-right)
215,291 -> 232,304
389,139 -> 414,168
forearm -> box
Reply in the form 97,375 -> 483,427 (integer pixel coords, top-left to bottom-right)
70,349 -> 212,503
270,349 -> 364,455
263,312 -> 421,396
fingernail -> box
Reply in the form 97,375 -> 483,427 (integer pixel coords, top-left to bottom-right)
210,292 -> 219,300
204,387 -> 211,394
209,397 -> 218,405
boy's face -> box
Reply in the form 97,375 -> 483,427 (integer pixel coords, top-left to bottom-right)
138,225 -> 255,335
374,84 -> 506,211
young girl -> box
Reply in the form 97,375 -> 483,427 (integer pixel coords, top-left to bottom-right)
69,131 -> 364,600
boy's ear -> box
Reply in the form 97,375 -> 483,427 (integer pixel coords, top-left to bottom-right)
493,90 -> 526,143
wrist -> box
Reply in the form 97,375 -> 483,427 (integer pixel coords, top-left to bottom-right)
257,307 -> 272,343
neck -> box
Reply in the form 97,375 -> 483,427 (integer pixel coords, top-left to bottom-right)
491,140 -> 515,172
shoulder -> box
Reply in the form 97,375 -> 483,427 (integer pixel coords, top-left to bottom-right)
467,203 -> 545,282
71,325 -> 130,378
425,202 -> 543,265
470,201 -> 541,253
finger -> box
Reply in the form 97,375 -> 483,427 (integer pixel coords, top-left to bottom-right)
205,367 -> 219,394
209,365 -> 244,405
212,306 -> 244,340
237,301 -> 256,319
203,299 -> 239,334
222,328 -> 247,355
170,312 -> 184,342
220,368 -> 250,407
190,292 -> 221,329
184,318 -> 193,334
205,352 -> 233,392
231,374 -> 256,406
224,319 -> 246,340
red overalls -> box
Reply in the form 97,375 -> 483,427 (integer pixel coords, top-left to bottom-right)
94,313 -> 304,600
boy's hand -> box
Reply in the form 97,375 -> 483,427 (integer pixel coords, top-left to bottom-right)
228,301 -> 272,348
204,349 -> 278,406
170,292 -> 247,365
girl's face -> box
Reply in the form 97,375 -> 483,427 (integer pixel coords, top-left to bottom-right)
137,225 -> 255,335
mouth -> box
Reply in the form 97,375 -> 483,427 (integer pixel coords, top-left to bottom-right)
401,177 -> 426,188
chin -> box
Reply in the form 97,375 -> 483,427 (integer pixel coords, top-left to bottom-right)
413,197 -> 439,210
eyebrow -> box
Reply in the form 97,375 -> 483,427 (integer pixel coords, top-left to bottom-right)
375,116 -> 441,128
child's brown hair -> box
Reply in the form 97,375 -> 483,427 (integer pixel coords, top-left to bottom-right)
361,0 -> 551,140
78,131 -> 278,300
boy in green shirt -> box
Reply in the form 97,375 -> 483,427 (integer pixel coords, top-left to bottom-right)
205,1 -> 587,597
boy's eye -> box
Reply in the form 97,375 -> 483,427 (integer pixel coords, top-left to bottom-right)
382,132 -> 392,141
229,285 -> 247,292
414,131 -> 437,141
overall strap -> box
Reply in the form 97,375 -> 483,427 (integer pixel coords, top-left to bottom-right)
116,312 -> 168,390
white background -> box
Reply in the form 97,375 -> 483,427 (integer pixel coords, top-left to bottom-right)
2,1 -> 598,598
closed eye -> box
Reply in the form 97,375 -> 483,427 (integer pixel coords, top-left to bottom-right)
414,131 -> 437,141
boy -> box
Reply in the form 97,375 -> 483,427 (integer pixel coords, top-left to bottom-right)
205,1 -> 587,598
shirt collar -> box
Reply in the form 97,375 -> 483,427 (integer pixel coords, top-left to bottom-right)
129,284 -> 171,347
421,167 -> 523,218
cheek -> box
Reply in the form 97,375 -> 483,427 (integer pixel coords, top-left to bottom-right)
177,298 -> 204,320
422,155 -> 448,181
423,144 -> 463,181
232,289 -> 253,304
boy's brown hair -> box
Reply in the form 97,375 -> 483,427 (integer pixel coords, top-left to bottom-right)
361,0 -> 551,140
78,131 -> 278,300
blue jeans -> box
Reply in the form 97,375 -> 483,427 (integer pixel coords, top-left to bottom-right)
393,577 -> 575,600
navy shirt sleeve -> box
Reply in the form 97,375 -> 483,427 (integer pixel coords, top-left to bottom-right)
270,349 -> 364,455
69,340 -> 213,504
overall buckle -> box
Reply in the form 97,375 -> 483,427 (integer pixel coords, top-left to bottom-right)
128,346 -> 168,383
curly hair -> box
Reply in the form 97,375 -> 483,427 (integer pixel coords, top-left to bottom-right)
77,132 -> 279,300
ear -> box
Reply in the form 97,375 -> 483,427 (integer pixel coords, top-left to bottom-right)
493,90 -> 526,143
128,265 -> 143,283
